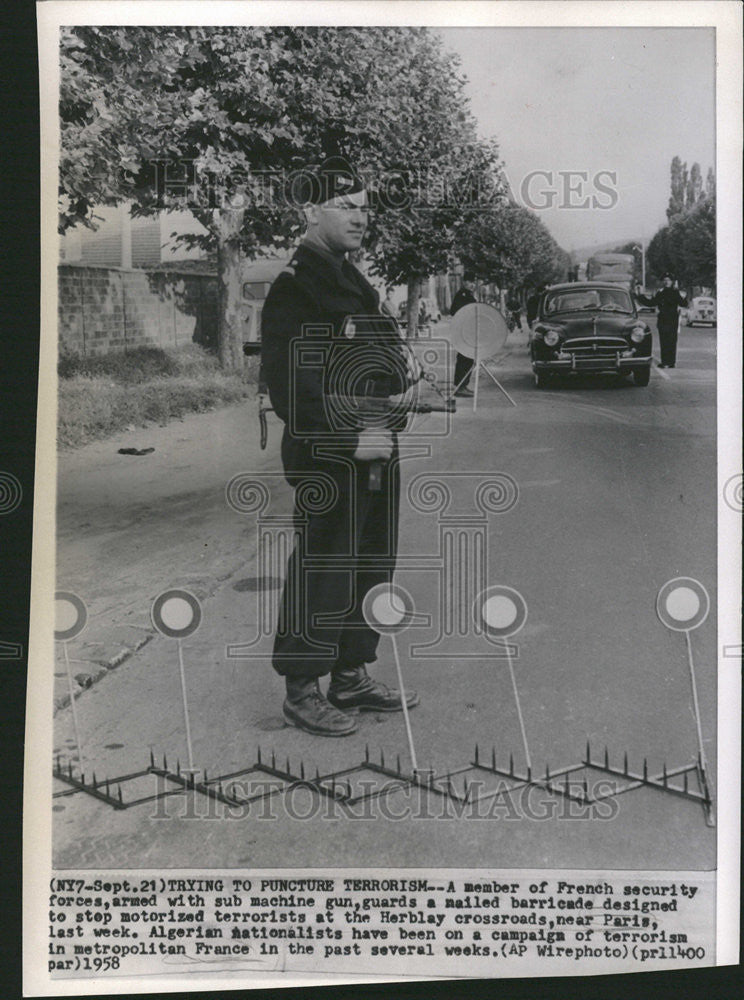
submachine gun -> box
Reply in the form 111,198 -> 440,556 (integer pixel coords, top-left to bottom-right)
323,315 -> 455,492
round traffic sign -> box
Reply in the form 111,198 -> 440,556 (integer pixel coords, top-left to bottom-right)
473,585 -> 528,639
450,303 -> 510,361
151,589 -> 202,639
362,583 -> 416,635
55,591 -> 88,642
656,577 -> 709,632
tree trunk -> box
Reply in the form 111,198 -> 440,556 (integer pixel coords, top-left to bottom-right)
214,207 -> 245,372
406,276 -> 421,339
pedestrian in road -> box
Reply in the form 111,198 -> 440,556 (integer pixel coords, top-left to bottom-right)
450,273 -> 477,397
506,289 -> 523,332
633,274 -> 687,368
526,284 -> 546,328
260,156 -> 419,737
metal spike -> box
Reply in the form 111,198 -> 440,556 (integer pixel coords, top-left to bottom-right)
527,765 -> 532,782
604,746 -> 609,769
365,743 -> 369,763
396,754 -> 401,774
683,770 -> 689,793
315,766 -> 320,781
177,758 -> 181,776
582,777 -> 589,802
624,752 -> 629,775
429,770 -> 435,788
662,763 -> 668,787
80,771 -> 86,786
346,781 -> 352,800
68,759 -> 73,777
491,746 -> 496,770
204,768 -> 208,784
545,762 -> 551,781
300,761 -> 305,780
474,744 -> 479,765
92,771 -> 97,787
271,750 -> 276,768
105,779 -> 110,795
163,753 -> 168,771
218,780 -> 223,795
586,740 -> 591,765
381,749 -> 385,769
285,756 -> 290,775
149,749 -> 155,768
643,758 -> 648,782
509,752 -> 514,776
564,772 -> 570,794
118,785 -> 123,803
257,745 -> 262,764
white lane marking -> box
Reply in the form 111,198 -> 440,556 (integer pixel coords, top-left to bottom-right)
655,366 -> 671,381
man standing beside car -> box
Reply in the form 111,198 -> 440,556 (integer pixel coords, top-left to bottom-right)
633,273 -> 687,368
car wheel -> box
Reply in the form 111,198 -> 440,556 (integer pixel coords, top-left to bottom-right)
534,371 -> 551,389
633,366 -> 651,386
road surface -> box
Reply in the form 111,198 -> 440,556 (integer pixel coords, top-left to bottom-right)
52,319 -> 718,870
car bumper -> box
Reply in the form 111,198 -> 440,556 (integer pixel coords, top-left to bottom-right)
532,354 -> 652,373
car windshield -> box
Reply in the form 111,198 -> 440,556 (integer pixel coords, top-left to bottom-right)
544,288 -> 633,315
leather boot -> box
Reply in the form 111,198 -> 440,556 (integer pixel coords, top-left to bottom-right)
283,676 -> 358,737
327,665 -> 419,713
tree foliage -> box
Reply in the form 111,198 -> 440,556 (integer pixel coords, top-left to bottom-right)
453,202 -> 569,293
650,157 -> 715,289
59,26 -> 567,360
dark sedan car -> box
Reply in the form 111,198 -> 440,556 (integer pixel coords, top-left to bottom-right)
530,282 -> 653,388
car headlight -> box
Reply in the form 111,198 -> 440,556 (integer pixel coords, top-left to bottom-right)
630,326 -> 646,343
544,329 -> 560,347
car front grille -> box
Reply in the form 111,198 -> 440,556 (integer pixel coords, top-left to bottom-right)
562,337 -> 629,359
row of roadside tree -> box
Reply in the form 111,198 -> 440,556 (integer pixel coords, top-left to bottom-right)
646,157 -> 716,292
60,26 -> 569,369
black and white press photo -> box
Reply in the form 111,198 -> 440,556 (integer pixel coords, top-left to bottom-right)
24,1 -> 741,993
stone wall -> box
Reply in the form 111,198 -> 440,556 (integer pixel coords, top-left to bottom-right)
58,265 -> 219,356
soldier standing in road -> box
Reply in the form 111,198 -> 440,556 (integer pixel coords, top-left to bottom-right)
260,156 -> 419,737
450,274 -> 477,397
634,274 -> 688,368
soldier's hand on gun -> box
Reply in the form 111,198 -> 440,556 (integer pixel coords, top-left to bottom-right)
354,429 -> 394,462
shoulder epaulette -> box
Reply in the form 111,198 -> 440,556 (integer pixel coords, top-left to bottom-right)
280,257 -> 299,276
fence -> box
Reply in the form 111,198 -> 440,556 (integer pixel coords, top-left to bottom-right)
58,264 -> 219,356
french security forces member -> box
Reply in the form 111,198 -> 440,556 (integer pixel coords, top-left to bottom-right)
261,156 -> 419,737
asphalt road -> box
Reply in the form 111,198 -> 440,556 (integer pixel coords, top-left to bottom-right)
53,319 -> 718,870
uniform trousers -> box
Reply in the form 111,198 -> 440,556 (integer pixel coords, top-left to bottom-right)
272,432 -> 400,679
657,316 -> 680,366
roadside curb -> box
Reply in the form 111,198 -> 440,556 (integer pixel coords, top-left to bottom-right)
53,631 -> 155,714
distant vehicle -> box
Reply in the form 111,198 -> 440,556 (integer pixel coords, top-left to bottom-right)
241,258 -> 286,354
585,253 -> 635,285
684,296 -> 717,327
397,297 -> 439,329
530,281 -> 652,388
420,298 -> 442,323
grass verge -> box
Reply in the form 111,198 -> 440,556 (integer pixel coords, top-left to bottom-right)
58,345 -> 260,448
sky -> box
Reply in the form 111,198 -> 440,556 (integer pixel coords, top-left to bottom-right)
438,27 -> 715,254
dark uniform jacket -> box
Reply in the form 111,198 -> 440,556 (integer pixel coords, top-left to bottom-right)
261,243 -> 410,473
635,286 -> 687,324
450,287 -> 476,316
